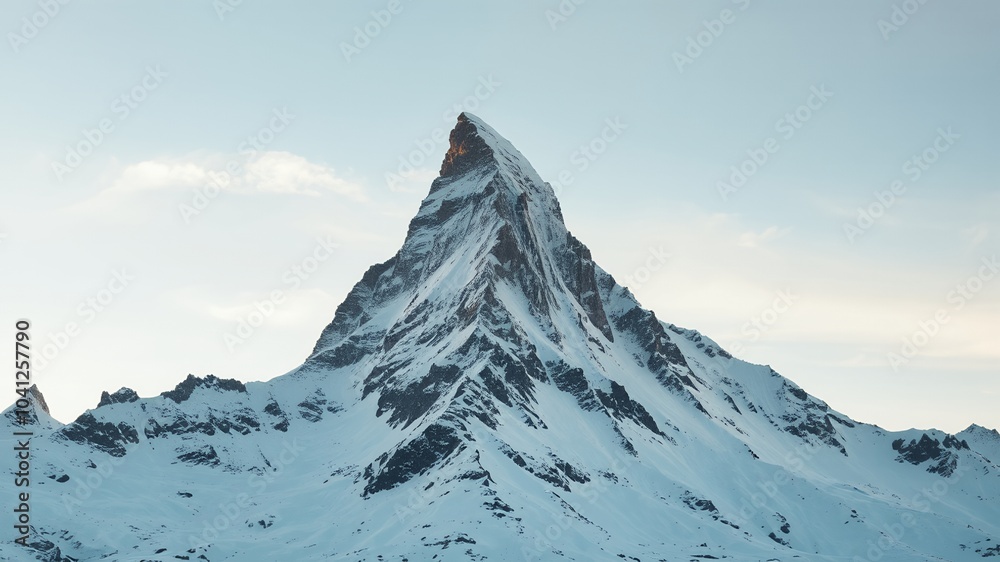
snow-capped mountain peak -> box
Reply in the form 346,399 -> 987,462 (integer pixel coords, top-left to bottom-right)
439,112 -> 542,182
4,114 -> 998,562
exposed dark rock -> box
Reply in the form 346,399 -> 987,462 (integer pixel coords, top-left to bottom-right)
439,113 -> 496,178
596,381 -> 665,437
309,259 -> 394,357
298,389 -> 330,423
310,340 -> 369,369
557,233 -> 614,342
59,413 -> 138,457
423,533 -> 477,549
97,387 -> 140,408
784,413 -> 847,456
682,493 -> 719,515
143,409 -> 260,439
827,413 -> 856,428
768,531 -> 790,546
363,423 -> 464,495
7,385 -> 52,426
892,433 -> 963,476
28,384 -> 50,415
263,399 -> 289,432
177,446 -> 220,466
943,434 -> 970,450
477,366 -> 511,408
551,367 -> 600,411
554,459 -> 590,484
615,308 -> 688,372
375,364 -> 463,428
893,434 -> 942,463
22,538 -> 75,562
724,393 -> 742,415
787,386 -> 808,401
483,497 -> 514,514
613,307 -> 711,418
160,374 -> 246,404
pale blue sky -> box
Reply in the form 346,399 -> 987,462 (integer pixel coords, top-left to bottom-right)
2,1 -> 997,432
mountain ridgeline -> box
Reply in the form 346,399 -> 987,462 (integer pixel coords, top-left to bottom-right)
4,114 -> 999,561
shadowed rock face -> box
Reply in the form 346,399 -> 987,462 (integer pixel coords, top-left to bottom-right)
439,113 -> 496,178
363,423 -> 464,496
160,374 -> 247,404
58,413 -> 139,457
98,387 -> 139,407
892,433 -> 970,476
28,385 -> 50,414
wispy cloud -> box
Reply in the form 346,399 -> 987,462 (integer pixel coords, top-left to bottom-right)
85,151 -> 367,207
243,152 -> 366,200
108,160 -> 209,193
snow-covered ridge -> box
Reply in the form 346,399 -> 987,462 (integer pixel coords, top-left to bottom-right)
3,114 -> 998,562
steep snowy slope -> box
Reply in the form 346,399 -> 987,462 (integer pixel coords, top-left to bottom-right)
3,113 -> 998,561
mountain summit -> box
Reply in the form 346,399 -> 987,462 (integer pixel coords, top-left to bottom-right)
439,112 -> 521,177
4,115 -> 999,562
